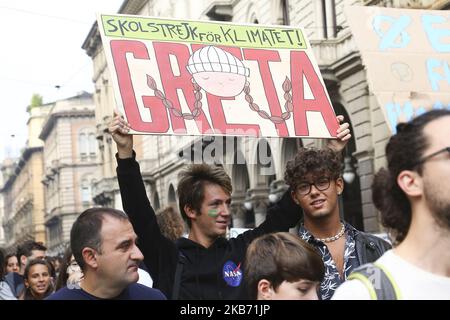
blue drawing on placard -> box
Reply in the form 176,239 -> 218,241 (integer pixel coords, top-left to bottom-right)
373,15 -> 411,51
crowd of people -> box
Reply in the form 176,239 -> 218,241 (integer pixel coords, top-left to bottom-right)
1,109 -> 449,300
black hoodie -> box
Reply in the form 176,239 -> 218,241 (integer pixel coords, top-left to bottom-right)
117,152 -> 301,299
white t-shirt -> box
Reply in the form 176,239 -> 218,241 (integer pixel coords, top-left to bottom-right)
137,268 -> 153,288
0,281 -> 17,300
332,250 -> 450,300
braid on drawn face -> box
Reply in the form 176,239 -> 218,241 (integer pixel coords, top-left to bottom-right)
146,74 -> 294,123
282,77 -> 294,117
244,77 -> 293,124
146,75 -> 203,119
191,79 -> 203,118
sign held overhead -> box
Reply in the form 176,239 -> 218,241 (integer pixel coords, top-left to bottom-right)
345,5 -> 450,133
98,14 -> 339,138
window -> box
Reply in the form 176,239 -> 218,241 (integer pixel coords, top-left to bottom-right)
271,0 -> 289,25
48,219 -> 62,245
320,0 -> 338,39
79,131 -> 88,161
79,129 -> 97,161
88,133 -> 97,160
81,178 -> 92,204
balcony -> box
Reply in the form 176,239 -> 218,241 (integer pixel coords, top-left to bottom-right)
14,193 -> 34,216
92,177 -> 118,206
203,0 -> 233,21
310,31 -> 358,67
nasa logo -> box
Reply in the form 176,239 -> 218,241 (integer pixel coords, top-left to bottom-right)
222,260 -> 243,287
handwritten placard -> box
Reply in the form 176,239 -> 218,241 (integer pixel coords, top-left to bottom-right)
345,5 -> 450,133
98,14 -> 339,138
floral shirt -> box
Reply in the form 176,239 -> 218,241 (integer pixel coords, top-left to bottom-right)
299,222 -> 360,300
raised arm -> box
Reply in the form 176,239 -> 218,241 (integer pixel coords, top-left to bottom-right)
326,115 -> 352,153
108,111 -> 178,297
109,110 -> 134,159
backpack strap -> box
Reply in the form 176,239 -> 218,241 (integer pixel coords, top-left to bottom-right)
348,263 -> 401,300
171,252 -> 186,300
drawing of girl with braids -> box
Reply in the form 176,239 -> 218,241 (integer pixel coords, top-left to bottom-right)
147,45 -> 293,124
186,46 -> 250,97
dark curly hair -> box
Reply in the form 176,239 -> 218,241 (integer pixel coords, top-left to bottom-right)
372,109 -> 450,244
284,147 -> 343,190
156,206 -> 186,241
21,259 -> 54,300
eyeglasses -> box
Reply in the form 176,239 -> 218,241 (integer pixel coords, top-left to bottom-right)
296,177 -> 331,196
414,147 -> 450,167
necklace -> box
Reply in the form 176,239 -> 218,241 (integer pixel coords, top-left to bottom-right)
316,223 -> 345,243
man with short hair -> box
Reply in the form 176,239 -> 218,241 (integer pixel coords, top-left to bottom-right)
333,109 -> 450,300
16,240 -> 47,275
5,240 -> 47,298
109,111 -> 351,299
284,147 -> 391,300
47,208 -> 166,300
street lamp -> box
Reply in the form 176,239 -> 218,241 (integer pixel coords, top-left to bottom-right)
243,190 -> 253,210
268,193 -> 279,203
343,156 -> 356,184
268,180 -> 288,203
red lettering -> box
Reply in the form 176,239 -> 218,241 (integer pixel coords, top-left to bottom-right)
153,42 -> 212,134
244,49 -> 289,137
191,44 -> 261,136
290,51 -> 338,137
110,41 -> 337,138
110,40 -> 169,133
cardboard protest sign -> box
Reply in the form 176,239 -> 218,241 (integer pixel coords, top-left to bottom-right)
345,5 -> 450,133
97,14 -> 339,138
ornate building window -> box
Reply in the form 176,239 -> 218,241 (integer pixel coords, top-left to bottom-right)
81,177 -> 92,204
271,0 -> 289,25
47,218 -> 62,247
79,128 -> 97,161
320,0 -> 338,39
88,132 -> 97,160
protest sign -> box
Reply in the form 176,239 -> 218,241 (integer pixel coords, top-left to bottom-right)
345,5 -> 450,133
98,14 -> 339,137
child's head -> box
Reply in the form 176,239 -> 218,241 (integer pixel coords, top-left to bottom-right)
245,232 -> 324,300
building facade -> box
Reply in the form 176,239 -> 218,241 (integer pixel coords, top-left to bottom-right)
1,105 -> 50,251
0,160 -> 13,247
39,92 -> 100,255
0,93 -> 100,254
82,0 -> 450,233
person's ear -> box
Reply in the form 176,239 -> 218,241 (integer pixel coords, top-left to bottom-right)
257,279 -> 274,300
336,177 -> 344,195
81,248 -> 98,270
397,170 -> 422,197
184,205 -> 198,220
20,255 -> 27,268
290,190 -> 300,206
24,278 -> 29,288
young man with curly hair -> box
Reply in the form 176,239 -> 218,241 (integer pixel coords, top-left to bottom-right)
285,148 -> 391,300
333,109 -> 450,300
